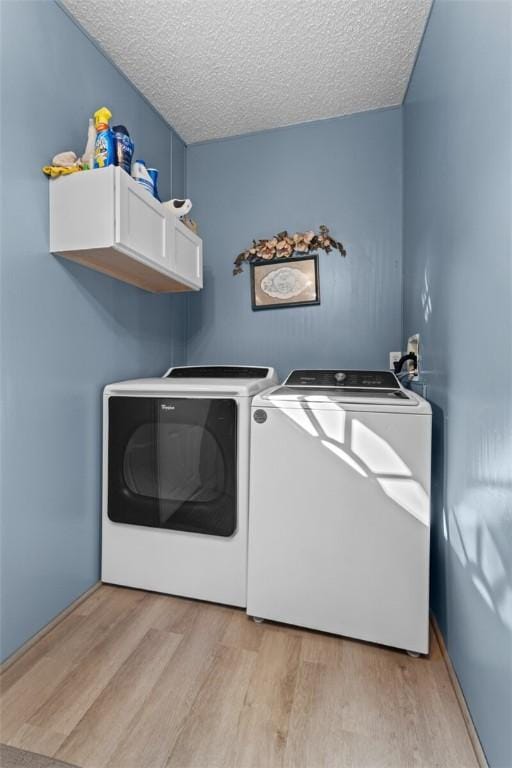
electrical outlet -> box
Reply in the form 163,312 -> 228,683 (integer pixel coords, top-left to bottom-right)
389,351 -> 402,370
407,334 -> 420,380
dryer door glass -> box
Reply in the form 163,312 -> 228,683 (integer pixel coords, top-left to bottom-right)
108,397 -> 237,536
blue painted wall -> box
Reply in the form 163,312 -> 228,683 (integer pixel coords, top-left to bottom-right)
0,0 -> 186,661
3,10 -> 510,766
403,2 -> 512,766
186,110 -> 403,379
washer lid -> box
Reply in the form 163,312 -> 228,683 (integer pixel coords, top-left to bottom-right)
105,365 -> 277,397
256,369 -> 430,412
260,385 -> 418,406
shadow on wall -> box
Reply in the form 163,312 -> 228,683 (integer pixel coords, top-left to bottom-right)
447,481 -> 512,764
431,402 -> 512,640
431,395 -> 512,764
187,264 -> 216,350
449,489 -> 512,635
59,259 -> 173,346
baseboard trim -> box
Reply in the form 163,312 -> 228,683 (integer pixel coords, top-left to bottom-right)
431,616 -> 488,768
0,581 -> 102,673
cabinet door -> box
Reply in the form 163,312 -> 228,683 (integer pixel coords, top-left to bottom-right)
115,168 -> 168,268
168,219 -> 203,289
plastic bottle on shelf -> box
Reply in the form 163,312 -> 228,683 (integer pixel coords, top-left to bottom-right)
132,159 -> 154,196
147,168 -> 160,201
112,125 -> 134,174
93,107 -> 114,168
81,117 -> 96,170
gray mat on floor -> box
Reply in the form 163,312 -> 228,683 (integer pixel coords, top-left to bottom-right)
0,744 -> 79,768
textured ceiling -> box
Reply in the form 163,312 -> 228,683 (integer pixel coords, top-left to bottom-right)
62,0 -> 432,144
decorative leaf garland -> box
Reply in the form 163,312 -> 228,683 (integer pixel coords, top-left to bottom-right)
233,225 -> 346,275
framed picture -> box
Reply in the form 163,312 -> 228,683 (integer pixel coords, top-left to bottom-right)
250,254 -> 320,311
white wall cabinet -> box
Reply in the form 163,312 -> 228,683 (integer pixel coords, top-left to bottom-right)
50,166 -> 202,293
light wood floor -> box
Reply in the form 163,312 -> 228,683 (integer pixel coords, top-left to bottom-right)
1,585 -> 479,768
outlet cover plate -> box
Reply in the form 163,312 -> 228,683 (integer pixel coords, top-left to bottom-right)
407,334 -> 420,380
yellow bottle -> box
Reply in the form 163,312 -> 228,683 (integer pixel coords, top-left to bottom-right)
93,107 -> 114,168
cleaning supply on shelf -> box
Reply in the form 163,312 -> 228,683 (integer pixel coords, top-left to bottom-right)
132,159 -> 154,196
52,151 -> 79,167
94,107 -> 114,168
42,164 -> 82,178
81,118 -> 96,170
113,125 -> 134,174
42,150 -> 81,177
147,168 -> 160,201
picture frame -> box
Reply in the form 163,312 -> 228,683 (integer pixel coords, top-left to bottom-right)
250,254 -> 320,311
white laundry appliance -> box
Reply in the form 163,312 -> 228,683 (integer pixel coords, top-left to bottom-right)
247,369 -> 432,655
102,365 -> 277,606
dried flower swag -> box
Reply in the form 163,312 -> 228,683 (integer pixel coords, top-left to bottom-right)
233,225 -> 346,275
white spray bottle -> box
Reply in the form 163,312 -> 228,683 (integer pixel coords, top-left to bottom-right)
81,118 -> 96,170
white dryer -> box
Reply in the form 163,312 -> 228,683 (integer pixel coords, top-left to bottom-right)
102,365 -> 277,607
247,369 -> 432,654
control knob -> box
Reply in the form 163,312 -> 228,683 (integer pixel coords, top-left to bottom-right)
334,372 -> 347,383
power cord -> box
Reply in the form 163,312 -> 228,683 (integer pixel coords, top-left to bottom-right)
393,352 -> 418,376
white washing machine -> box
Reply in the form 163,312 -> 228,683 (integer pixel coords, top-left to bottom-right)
247,369 -> 432,654
102,365 -> 277,607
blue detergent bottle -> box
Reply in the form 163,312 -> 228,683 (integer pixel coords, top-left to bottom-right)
112,125 -> 134,174
93,107 -> 114,168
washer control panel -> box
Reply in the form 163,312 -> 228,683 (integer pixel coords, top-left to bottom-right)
284,369 -> 401,389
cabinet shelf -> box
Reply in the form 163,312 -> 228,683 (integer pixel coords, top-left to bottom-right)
49,166 -> 202,293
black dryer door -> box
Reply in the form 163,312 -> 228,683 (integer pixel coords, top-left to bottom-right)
108,396 -> 237,536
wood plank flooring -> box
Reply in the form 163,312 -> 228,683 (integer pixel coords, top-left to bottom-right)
0,585 -> 480,768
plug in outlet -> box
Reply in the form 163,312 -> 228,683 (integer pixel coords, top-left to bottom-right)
389,351 -> 402,370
